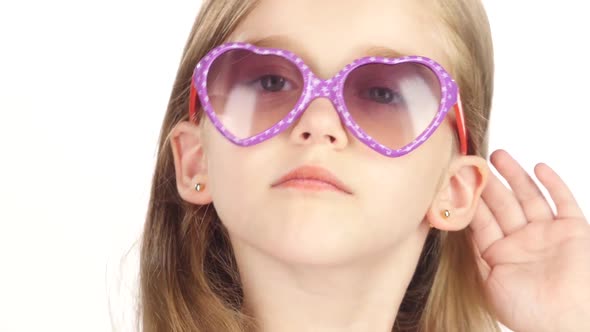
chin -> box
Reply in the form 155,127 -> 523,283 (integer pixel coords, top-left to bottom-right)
258,226 -> 383,267
227,209 -> 407,266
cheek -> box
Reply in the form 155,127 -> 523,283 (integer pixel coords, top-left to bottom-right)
358,157 -> 442,235
353,128 -> 450,243
203,129 -> 274,238
206,140 -> 252,216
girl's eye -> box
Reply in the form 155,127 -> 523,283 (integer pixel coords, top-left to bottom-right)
367,87 -> 403,104
258,75 -> 290,92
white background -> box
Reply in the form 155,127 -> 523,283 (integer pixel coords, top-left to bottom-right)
0,1 -> 588,331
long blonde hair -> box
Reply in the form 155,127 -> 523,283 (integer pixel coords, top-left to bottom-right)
139,1 -> 498,331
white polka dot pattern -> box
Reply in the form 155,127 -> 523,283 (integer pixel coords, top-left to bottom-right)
190,42 -> 462,158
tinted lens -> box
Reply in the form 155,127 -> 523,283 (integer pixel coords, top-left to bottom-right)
343,62 -> 442,150
206,50 -> 304,139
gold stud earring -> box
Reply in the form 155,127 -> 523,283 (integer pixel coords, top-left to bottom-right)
442,209 -> 451,219
429,209 -> 451,228
195,183 -> 204,192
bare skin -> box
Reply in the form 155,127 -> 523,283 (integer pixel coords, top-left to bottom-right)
171,1 -> 590,331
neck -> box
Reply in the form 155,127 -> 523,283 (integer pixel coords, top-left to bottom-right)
232,226 -> 430,332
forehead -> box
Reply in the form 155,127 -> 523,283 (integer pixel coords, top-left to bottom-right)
227,0 -> 450,77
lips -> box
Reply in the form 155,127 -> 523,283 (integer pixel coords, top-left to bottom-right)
271,165 -> 352,194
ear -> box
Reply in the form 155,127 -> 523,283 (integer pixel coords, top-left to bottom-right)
169,120 -> 212,205
426,155 -> 489,231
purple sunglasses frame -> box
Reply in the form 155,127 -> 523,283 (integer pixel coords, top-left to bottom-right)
189,42 -> 468,157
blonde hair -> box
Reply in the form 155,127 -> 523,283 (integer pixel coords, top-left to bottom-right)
138,0 -> 499,331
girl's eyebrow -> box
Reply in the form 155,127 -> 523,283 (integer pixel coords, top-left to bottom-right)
239,34 -> 315,65
364,46 -> 409,59
242,34 -> 303,50
241,34 -> 409,59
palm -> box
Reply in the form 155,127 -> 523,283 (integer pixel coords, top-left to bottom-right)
469,150 -> 590,332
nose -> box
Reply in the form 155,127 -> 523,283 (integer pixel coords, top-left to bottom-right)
289,97 -> 349,149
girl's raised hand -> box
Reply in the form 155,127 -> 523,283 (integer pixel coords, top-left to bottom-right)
470,150 -> 590,332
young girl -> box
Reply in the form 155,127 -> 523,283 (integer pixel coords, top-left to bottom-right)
139,0 -> 590,331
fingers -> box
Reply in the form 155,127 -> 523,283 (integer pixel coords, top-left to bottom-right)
474,249 -> 491,281
491,150 -> 555,223
470,150 -> 587,271
470,197 -> 504,255
535,163 -> 585,220
481,165 -> 528,235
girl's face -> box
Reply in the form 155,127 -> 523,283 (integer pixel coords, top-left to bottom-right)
175,0 -> 487,264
